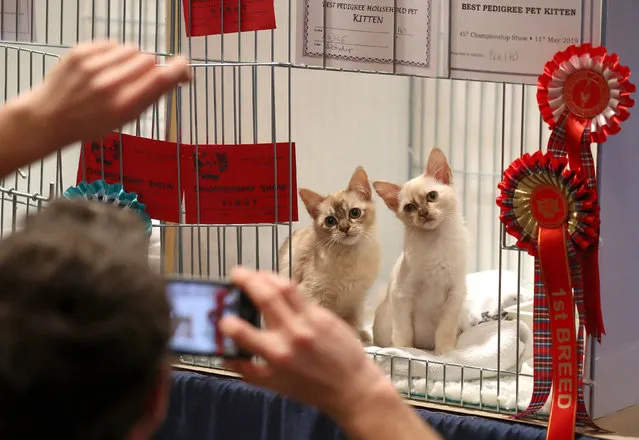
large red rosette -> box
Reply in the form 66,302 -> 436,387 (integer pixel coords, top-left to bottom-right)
498,151 -> 599,257
497,151 -> 599,440
537,43 -> 635,340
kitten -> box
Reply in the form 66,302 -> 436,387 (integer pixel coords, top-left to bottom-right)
372,148 -> 468,354
278,167 -> 380,342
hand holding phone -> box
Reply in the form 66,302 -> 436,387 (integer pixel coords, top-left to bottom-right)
166,277 -> 259,359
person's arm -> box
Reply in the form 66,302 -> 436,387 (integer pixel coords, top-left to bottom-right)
332,377 -> 442,440
221,267 -> 442,440
0,41 -> 190,179
0,95 -> 49,179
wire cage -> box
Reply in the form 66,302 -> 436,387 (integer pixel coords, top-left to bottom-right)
0,0 -> 601,422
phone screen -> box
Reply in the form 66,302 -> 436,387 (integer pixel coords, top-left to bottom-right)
167,279 -> 257,358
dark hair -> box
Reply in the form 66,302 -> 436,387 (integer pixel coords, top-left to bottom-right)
0,199 -> 171,440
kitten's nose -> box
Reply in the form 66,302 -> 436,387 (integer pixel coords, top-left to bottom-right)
340,224 -> 351,233
418,209 -> 429,218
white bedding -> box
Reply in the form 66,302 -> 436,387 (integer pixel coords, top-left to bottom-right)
363,269 -> 548,413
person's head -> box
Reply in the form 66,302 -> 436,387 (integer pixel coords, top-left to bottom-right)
0,199 -> 172,440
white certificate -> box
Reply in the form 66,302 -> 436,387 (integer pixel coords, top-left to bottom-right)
1,0 -> 35,42
295,0 -> 449,77
450,0 -> 601,84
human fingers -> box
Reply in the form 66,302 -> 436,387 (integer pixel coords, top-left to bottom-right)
62,40 -> 118,65
281,280 -> 308,313
255,270 -> 307,312
110,56 -> 190,122
230,267 -> 294,327
92,52 -> 156,92
219,315 -> 293,365
79,44 -> 141,77
165,56 -> 192,82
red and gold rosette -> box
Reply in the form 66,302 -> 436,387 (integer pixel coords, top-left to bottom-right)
537,43 -> 635,340
497,151 -> 599,440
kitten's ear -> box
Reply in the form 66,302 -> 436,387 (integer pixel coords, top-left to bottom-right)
299,188 -> 326,219
372,181 -> 402,212
425,147 -> 453,185
347,166 -> 372,201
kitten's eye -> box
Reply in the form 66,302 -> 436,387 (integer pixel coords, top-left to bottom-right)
324,216 -> 337,227
349,208 -> 362,219
427,191 -> 438,202
403,203 -> 416,213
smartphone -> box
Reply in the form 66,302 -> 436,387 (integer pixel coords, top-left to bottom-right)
166,277 -> 259,359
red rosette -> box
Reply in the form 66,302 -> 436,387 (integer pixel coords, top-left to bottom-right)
537,43 -> 635,144
537,44 -> 629,342
497,150 -> 600,440
497,150 -> 599,256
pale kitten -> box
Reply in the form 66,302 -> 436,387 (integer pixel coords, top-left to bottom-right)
372,148 -> 468,354
278,167 -> 380,342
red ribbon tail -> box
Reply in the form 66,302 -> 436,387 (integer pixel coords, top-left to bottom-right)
583,243 -> 605,341
565,115 -> 588,171
565,114 -> 605,341
538,227 -> 578,440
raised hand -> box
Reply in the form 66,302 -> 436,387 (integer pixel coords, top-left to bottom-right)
25,41 -> 190,150
219,266 -> 386,421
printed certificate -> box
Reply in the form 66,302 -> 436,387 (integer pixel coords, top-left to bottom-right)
295,0 -> 449,77
450,0 -> 601,84
1,0 -> 35,42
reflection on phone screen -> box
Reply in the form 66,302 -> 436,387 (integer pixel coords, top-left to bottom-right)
168,281 -> 240,357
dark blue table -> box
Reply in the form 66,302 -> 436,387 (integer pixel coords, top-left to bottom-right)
155,370 -> 599,440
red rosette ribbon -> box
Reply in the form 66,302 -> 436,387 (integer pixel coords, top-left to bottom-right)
538,43 -> 635,150
497,151 -> 599,440
537,43 -> 635,340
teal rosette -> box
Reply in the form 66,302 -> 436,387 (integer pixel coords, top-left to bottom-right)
64,180 -> 152,235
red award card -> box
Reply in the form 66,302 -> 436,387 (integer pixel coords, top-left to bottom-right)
182,143 -> 298,224
76,133 -> 183,223
182,0 -> 276,37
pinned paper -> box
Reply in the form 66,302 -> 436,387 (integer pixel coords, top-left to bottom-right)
1,0 -> 35,42
182,143 -> 298,224
182,0 -> 276,37
76,134 -> 299,226
76,133 -> 183,223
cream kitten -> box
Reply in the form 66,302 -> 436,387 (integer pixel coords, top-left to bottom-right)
278,167 -> 380,342
372,148 -> 468,354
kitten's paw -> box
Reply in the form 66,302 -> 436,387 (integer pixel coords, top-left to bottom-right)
434,333 -> 457,355
434,343 -> 456,356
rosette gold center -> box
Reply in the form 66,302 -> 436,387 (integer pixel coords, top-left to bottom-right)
512,172 -> 578,238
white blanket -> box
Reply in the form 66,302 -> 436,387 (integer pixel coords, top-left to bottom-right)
365,318 -> 533,382
362,269 -> 545,412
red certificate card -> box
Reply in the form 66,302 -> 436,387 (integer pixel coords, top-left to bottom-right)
76,133 -> 183,223
182,143 -> 298,224
182,0 -> 276,37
